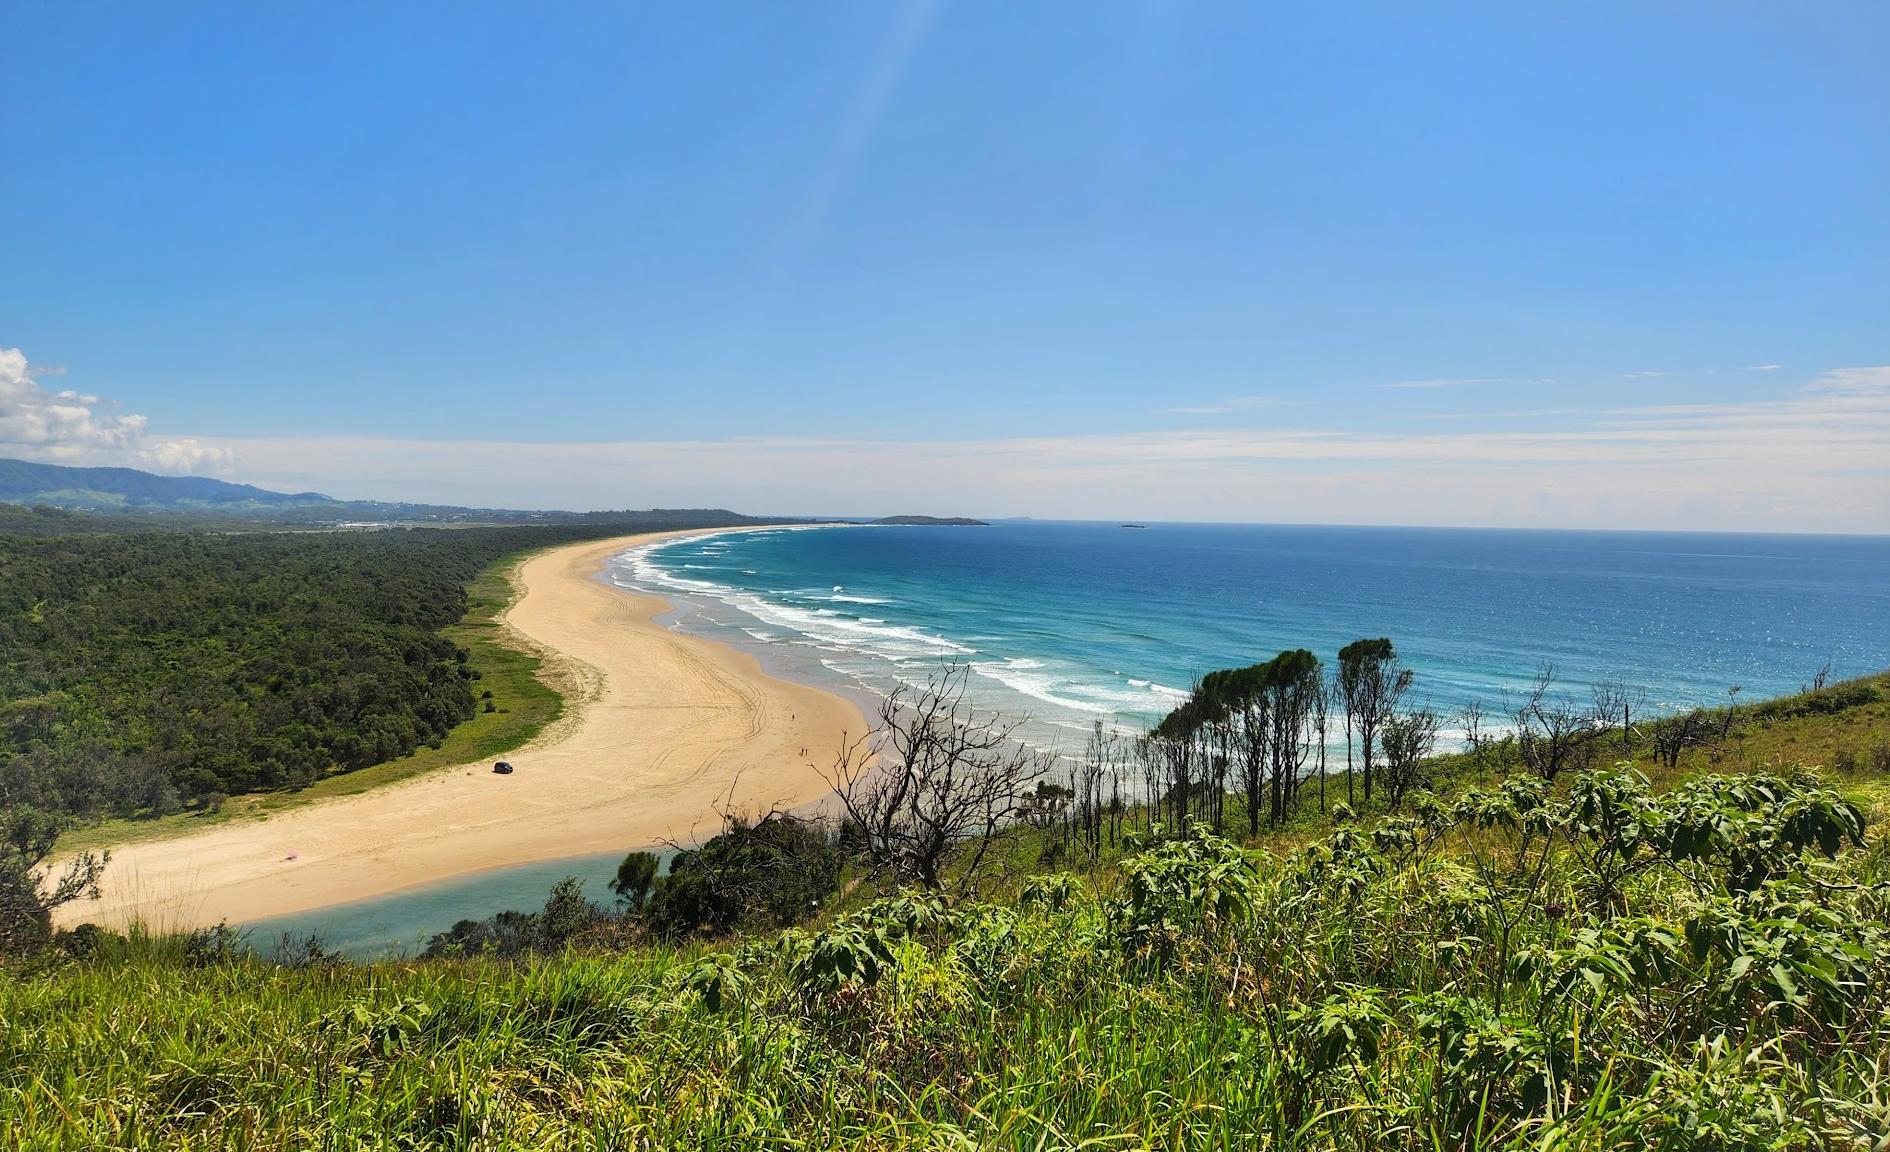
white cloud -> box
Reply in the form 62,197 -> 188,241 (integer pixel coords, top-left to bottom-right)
9,348 -> 1882,532
133,437 -> 239,474
194,365 -> 1890,533
0,346 -> 236,474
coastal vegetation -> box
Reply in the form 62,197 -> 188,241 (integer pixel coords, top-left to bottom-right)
4,761 -> 1885,1146
0,512 -> 764,945
2,504 -> 1886,1146
5,657 -> 1887,1147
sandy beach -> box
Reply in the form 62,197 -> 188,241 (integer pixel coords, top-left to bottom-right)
53,531 -> 865,931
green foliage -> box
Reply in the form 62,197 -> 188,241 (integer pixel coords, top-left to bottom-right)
6,759 -> 1889,1147
0,515 -> 756,829
609,850 -> 660,909
420,876 -> 603,959
1113,824 -> 1259,960
0,806 -> 106,954
643,812 -> 840,939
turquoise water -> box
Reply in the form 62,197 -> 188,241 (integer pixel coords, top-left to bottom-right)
617,521 -> 1890,747
256,521 -> 1890,955
241,853 -> 628,959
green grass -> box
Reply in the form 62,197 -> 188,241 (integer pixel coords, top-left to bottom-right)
11,769 -> 1889,1149
11,674 -> 1890,1149
56,552 -> 563,855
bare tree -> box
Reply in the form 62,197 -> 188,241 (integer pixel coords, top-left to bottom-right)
824,665 -> 1047,894
1587,672 -> 1632,755
1649,708 -> 1710,770
1458,698 -> 1489,771
1811,661 -> 1831,693
1071,721 -> 1109,861
1380,708 -> 1440,809
1721,685 -> 1743,740
1514,663 -> 1595,781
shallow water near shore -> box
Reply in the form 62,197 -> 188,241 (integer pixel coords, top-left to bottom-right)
240,851 -> 634,960
619,520 -> 1890,749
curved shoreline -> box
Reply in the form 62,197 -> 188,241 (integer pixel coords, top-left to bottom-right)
54,531 -> 866,931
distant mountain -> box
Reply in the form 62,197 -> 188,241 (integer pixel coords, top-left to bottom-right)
0,457 -> 782,530
868,515 -> 988,526
0,458 -> 334,509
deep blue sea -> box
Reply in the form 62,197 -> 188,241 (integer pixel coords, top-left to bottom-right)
615,521 -> 1890,749
250,520 -> 1890,956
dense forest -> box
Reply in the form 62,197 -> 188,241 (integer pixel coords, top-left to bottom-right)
0,512 -> 764,822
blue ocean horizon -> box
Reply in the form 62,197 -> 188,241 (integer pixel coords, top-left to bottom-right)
251,519 -> 1890,956
618,519 -> 1890,749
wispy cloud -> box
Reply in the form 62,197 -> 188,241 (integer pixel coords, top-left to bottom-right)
1622,363 -> 1785,379
0,346 -> 234,474
197,366 -> 1890,533
1158,395 -> 1286,415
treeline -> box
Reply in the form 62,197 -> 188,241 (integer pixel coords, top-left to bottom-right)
1033,644 -> 1884,863
0,512 -> 764,824
1031,639 -> 1431,858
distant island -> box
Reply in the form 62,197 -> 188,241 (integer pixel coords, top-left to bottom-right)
1121,523 -> 1147,529
867,515 -> 988,526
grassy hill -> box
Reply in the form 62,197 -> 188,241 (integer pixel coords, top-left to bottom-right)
5,676 -> 1888,1149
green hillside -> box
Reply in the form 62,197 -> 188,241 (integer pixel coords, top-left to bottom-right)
0,458 -> 332,510
5,675 -> 1888,1150
0,457 -> 793,528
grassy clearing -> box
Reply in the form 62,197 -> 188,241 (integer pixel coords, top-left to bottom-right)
56,553 -> 562,855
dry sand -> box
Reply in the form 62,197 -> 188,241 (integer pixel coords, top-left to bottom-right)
54,531 -> 865,931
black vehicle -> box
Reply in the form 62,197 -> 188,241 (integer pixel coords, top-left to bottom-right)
493,761 -> 514,774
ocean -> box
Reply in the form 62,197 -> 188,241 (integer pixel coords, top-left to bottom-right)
249,520 -> 1890,955
615,520 -> 1890,749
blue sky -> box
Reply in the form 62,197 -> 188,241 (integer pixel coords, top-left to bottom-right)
3,2 -> 1887,528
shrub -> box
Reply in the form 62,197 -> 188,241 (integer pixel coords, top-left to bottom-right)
1112,825 -> 1258,961
644,812 -> 839,939
420,877 -> 601,958
610,850 -> 660,910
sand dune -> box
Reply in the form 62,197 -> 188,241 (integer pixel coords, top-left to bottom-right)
54,531 -> 864,931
